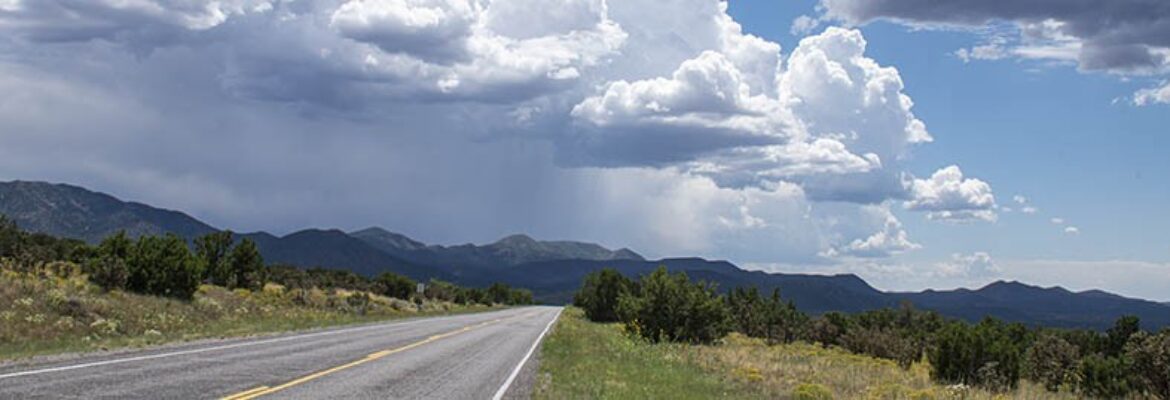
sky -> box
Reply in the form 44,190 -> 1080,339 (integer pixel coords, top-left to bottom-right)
0,0 -> 1167,301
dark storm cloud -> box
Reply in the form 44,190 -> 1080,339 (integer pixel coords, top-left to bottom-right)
822,0 -> 1170,72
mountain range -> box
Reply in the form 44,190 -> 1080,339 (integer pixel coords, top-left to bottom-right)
2,180 -> 1168,330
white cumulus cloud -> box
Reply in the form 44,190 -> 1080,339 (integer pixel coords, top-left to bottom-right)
905,165 -> 997,222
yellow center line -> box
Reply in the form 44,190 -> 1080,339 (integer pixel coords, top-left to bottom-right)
221,317 -> 506,400
221,386 -> 270,400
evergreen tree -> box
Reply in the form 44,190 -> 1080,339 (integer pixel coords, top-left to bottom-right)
128,234 -> 201,299
195,231 -> 234,286
228,238 -> 265,290
617,266 -> 730,344
574,268 -> 635,322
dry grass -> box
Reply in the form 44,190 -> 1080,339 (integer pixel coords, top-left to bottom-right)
0,261 -> 492,360
538,307 -> 1082,400
687,334 -> 1077,400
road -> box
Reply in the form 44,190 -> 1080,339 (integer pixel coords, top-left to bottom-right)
0,306 -> 562,400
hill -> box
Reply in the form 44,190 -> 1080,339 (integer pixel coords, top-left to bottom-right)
0,181 -> 436,280
3,179 -> 1168,330
892,281 -> 1170,329
241,229 -> 447,281
350,227 -> 643,270
0,181 -> 217,243
468,258 -> 893,314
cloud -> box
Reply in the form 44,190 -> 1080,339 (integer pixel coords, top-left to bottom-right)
825,206 -> 921,258
936,252 -> 1000,278
199,0 -> 626,105
955,38 -> 1010,63
905,165 -> 997,222
819,0 -> 1170,74
998,259 -> 1170,302
778,27 -> 935,203
565,25 -> 947,209
568,50 -> 794,166
1051,217 -> 1065,225
0,0 -> 273,52
687,139 -> 881,188
1064,226 -> 1080,235
790,15 -> 820,36
0,0 -> 1000,273
1134,81 -> 1170,106
1009,195 -> 1038,214
330,0 -> 479,64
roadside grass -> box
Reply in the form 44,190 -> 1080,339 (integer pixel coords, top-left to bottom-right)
0,262 -> 494,361
688,335 -> 1075,400
534,307 -> 754,399
537,307 -> 1079,400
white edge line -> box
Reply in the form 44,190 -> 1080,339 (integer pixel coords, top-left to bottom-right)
491,307 -> 563,400
0,310 -> 511,380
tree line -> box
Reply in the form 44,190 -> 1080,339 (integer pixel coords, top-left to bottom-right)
574,267 -> 1170,398
266,264 -> 533,306
0,215 -> 534,306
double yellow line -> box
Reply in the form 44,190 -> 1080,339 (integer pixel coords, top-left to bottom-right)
221,317 -> 504,400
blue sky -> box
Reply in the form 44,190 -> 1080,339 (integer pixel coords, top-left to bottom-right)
730,0 -> 1170,264
0,0 -> 1167,300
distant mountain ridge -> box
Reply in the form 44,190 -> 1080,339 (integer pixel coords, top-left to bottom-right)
2,179 -> 1168,330
892,281 -> 1170,330
350,227 -> 644,271
0,181 -> 217,243
0,181 -> 641,280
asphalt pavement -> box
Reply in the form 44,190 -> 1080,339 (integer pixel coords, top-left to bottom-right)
0,306 -> 563,400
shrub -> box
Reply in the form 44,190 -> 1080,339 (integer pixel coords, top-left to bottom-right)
1077,354 -> 1133,398
841,326 -> 919,368
127,234 -> 202,300
573,268 -> 634,322
616,266 -> 730,344
726,287 -> 807,344
1024,333 -> 1080,392
0,215 -> 19,258
228,238 -> 265,291
424,280 -> 459,302
1106,315 -> 1141,357
194,231 -> 234,287
456,287 -> 487,305
486,283 -> 513,304
726,287 -> 769,338
805,312 -> 850,348
1126,330 -> 1170,399
791,383 -> 833,400
508,288 -> 534,305
86,255 -> 129,291
929,318 -> 1025,391
375,272 -> 416,300
346,292 -> 370,315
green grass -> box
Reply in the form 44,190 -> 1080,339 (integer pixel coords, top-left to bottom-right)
536,307 -> 1080,400
0,262 -> 496,361
534,307 -> 754,399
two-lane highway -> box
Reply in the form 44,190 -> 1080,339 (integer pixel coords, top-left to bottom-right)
0,306 -> 562,399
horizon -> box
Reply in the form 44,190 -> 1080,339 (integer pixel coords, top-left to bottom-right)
4,178 -> 1168,304
2,0 -> 1168,303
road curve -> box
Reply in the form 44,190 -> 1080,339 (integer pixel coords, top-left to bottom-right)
0,306 -> 562,400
